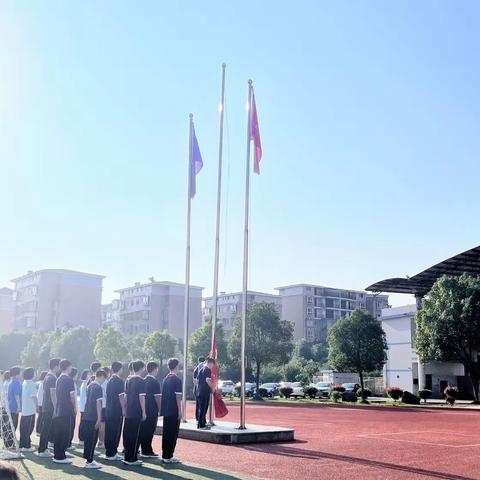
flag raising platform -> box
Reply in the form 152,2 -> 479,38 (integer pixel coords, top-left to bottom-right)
156,419 -> 294,445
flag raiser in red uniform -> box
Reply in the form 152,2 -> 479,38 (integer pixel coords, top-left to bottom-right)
210,333 -> 229,418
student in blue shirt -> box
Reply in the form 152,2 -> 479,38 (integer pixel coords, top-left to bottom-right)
7,367 -> 22,432
19,367 -> 37,451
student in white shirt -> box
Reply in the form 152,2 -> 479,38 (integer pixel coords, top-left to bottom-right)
78,369 -> 90,446
35,371 -> 47,436
97,366 -> 111,449
20,367 -> 38,452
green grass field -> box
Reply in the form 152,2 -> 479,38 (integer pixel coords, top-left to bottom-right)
6,449 -> 244,480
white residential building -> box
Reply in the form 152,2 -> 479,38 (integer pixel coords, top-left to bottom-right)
11,269 -> 104,332
115,280 -> 202,340
381,305 -> 469,398
276,284 -> 389,343
203,291 -> 281,339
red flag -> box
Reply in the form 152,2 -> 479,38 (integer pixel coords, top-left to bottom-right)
250,91 -> 262,175
210,333 -> 229,418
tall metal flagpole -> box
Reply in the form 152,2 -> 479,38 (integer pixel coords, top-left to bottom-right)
239,80 -> 253,430
208,63 -> 227,426
181,114 -> 194,422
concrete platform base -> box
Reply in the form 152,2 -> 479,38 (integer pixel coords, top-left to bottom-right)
156,419 -> 294,444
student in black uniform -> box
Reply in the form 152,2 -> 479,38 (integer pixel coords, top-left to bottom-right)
52,359 -> 76,464
196,357 -> 215,429
104,361 -> 125,461
139,362 -> 161,458
81,369 -> 106,469
67,367 -> 78,449
160,358 -> 183,463
193,356 -> 205,424
37,358 -> 61,457
87,362 -> 101,385
122,360 -> 146,466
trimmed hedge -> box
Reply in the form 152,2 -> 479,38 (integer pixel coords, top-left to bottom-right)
386,386 -> 403,401
418,389 -> 432,403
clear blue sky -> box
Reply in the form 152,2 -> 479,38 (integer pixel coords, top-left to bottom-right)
2,1 -> 480,307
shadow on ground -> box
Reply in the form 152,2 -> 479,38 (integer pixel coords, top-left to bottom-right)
240,443 -> 475,480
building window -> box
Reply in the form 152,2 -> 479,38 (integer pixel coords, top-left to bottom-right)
306,307 -> 313,317
306,296 -> 313,304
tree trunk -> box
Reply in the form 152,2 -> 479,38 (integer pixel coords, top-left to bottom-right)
256,361 -> 261,391
359,370 -> 365,401
466,368 -> 480,402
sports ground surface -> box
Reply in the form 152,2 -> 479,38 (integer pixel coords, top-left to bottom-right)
8,401 -> 480,479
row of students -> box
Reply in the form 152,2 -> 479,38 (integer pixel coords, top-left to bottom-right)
2,356 -> 183,469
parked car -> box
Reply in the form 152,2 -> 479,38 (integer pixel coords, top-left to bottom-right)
259,383 -> 279,398
290,382 -> 306,399
315,381 -> 332,398
234,382 -> 256,397
342,382 -> 361,393
218,380 -> 235,396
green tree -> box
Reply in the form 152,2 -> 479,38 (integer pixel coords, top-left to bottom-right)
294,339 -> 314,360
0,332 -> 32,370
283,357 -> 303,382
189,317 -> 227,366
296,359 -> 319,385
311,342 -> 329,366
328,309 -> 387,400
51,326 -> 94,370
127,334 -> 147,361
21,331 -> 50,369
416,274 -> 480,401
229,303 -> 294,389
38,330 -> 63,369
144,330 -> 177,370
94,327 -> 128,366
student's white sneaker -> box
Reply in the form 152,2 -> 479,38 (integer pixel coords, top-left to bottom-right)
36,451 -> 53,458
52,458 -> 73,464
162,457 -> 181,464
48,442 -> 54,449
114,454 -> 124,460
104,454 -> 122,461
66,445 -> 76,451
20,447 -> 36,452
77,441 -> 84,446
84,460 -> 102,469
123,460 -> 143,466
141,453 -> 159,458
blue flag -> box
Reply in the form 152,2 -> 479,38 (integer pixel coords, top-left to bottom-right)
190,124 -> 203,198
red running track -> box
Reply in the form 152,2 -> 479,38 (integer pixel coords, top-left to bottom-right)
152,402 -> 480,480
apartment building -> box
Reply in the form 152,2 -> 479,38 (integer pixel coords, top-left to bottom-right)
11,269 -> 104,332
0,287 -> 14,335
115,280 -> 202,341
101,300 -> 121,329
276,284 -> 389,342
202,291 -> 282,339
